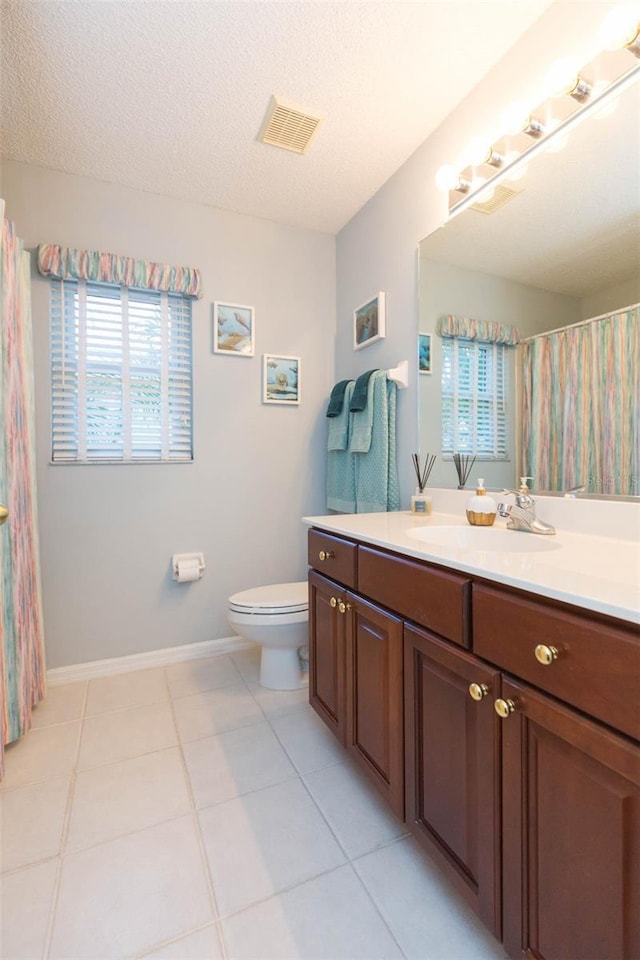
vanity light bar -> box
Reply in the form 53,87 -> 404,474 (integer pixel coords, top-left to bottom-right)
446,55 -> 640,219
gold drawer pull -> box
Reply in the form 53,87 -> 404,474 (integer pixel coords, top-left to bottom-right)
469,682 -> 489,702
318,550 -> 335,561
338,600 -> 352,614
330,597 -> 337,608
494,698 -> 516,719
535,644 -> 559,666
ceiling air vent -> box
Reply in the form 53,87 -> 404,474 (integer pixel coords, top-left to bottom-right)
471,182 -> 523,215
258,96 -> 324,155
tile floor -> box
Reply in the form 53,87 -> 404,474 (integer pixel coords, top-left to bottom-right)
0,647 -> 507,960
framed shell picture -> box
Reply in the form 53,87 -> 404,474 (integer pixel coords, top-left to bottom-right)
212,301 -> 255,356
263,354 -> 300,405
354,292 -> 385,350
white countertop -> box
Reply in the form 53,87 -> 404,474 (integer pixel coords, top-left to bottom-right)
302,509 -> 640,625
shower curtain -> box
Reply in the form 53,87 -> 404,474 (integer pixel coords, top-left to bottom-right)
522,306 -> 639,496
0,218 -> 46,779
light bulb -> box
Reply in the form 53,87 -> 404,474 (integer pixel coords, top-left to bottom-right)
435,164 -> 461,192
465,138 -> 492,167
546,59 -> 580,97
600,4 -> 640,50
502,101 -> 531,136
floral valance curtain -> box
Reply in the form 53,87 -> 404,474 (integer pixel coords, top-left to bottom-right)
522,307 -> 639,496
37,244 -> 202,298
436,314 -> 521,346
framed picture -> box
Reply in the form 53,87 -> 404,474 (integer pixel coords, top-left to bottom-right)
353,292 -> 385,351
212,301 -> 255,356
263,354 -> 301,405
418,333 -> 432,374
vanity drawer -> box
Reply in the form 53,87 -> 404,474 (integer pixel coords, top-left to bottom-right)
308,530 -> 357,589
473,584 -> 640,740
357,546 -> 470,647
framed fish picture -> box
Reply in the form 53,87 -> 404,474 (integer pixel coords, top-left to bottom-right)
263,354 -> 301,405
212,301 -> 255,356
354,292 -> 385,350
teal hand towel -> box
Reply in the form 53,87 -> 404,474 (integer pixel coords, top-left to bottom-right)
349,369 -> 378,412
327,381 -> 356,513
328,380 -> 354,451
350,369 -> 381,453
326,379 -> 352,418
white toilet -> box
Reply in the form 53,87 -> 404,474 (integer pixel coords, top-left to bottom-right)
228,581 -> 309,690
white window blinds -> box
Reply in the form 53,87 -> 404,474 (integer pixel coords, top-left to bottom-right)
441,337 -> 507,459
50,279 -> 193,462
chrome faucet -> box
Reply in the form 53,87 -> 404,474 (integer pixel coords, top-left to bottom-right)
498,478 -> 556,535
563,484 -> 586,499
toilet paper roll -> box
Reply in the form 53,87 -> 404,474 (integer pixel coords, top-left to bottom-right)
175,559 -> 201,582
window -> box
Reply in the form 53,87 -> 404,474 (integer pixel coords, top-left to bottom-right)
441,337 -> 507,459
50,279 -> 192,462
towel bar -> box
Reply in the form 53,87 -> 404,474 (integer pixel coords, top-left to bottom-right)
386,360 -> 408,389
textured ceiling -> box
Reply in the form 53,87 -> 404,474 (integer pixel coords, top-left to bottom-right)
1,0 -> 553,233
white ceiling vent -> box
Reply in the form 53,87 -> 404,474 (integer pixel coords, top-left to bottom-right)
258,96 -> 324,155
471,182 -> 523,215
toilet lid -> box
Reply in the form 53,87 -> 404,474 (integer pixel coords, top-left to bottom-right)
229,581 -> 308,615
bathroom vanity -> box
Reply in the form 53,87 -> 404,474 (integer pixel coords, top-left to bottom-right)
304,506 -> 639,960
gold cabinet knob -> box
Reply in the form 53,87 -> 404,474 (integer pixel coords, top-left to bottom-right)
338,600 -> 352,614
535,644 -> 559,666
494,698 -> 516,719
318,550 -> 335,561
469,682 -> 489,702
0,503 -> 8,526
330,597 -> 337,608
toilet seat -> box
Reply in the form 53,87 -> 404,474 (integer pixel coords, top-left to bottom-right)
228,581 -> 308,616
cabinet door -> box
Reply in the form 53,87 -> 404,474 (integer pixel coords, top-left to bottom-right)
346,594 -> 404,818
500,677 -> 640,960
404,624 -> 501,935
308,570 -> 347,743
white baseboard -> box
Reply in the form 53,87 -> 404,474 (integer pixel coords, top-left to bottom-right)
47,636 -> 257,686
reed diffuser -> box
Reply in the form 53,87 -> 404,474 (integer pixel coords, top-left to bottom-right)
411,453 -> 436,515
453,453 -> 476,490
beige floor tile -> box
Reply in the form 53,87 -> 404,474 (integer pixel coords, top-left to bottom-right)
230,646 -> 261,684
166,655 -> 241,699
248,681 -> 310,718
221,864 -> 403,959
183,721 -> 297,809
31,682 -> 87,729
354,837 -> 507,960
304,760 -> 407,860
0,859 -> 59,959
49,816 -> 214,960
86,667 -> 168,716
141,923 -> 225,959
78,701 -> 177,770
268,703 -> 345,774
199,778 -> 346,917
1,776 -> 70,872
66,747 -> 191,852
0,722 -> 81,790
172,683 -> 263,743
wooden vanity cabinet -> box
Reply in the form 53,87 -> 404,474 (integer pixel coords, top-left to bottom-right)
308,567 -> 404,815
500,677 -> 640,960
404,624 -> 502,935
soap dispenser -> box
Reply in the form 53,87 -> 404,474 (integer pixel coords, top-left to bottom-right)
466,479 -> 497,526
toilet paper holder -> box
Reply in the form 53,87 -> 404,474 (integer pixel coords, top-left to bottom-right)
172,552 -> 206,582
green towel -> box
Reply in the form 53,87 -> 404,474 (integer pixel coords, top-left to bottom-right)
349,369 -> 378,412
327,381 -> 356,512
353,374 -> 400,513
326,379 -> 353,418
350,370 -> 379,453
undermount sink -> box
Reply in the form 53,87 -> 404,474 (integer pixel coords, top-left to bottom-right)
407,525 -> 562,553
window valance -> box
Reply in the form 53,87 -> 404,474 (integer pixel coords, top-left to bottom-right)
37,244 -> 202,299
436,314 -> 521,346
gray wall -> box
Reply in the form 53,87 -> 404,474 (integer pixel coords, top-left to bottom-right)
2,161 -> 335,668
335,2 -> 614,506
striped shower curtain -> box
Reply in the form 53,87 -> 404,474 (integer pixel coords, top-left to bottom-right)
1,218 -> 46,779
522,307 -> 639,496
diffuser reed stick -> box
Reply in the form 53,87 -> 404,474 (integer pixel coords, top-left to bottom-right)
411,453 -> 437,493
453,453 -> 476,489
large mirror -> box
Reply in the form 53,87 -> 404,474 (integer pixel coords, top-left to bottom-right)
418,79 -> 640,497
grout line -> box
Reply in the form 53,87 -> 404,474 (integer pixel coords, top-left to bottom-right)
129,919 -> 226,960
